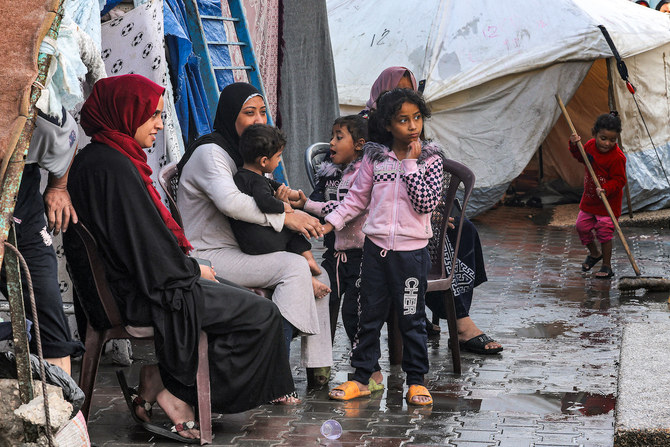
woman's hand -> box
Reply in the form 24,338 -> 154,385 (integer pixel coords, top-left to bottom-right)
43,186 -> 78,235
406,140 -> 422,159
199,264 -> 217,281
284,209 -> 324,238
289,190 -> 308,209
447,216 -> 455,230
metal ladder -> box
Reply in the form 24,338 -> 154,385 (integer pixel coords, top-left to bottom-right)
184,0 -> 287,183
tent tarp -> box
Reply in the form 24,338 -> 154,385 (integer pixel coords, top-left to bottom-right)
328,0 -> 670,215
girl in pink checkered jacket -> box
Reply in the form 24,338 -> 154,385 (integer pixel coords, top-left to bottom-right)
324,88 -> 443,406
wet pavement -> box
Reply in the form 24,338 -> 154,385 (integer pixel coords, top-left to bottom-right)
76,206 -> 670,446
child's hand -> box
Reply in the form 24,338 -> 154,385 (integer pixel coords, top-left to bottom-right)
290,189 -> 308,209
406,140 -> 422,159
447,216 -> 455,230
275,184 -> 290,203
569,133 -> 581,145
322,222 -> 334,235
283,202 -> 294,213
596,186 -> 605,196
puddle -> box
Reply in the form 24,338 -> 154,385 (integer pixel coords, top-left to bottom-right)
514,322 -> 573,338
432,391 -> 614,416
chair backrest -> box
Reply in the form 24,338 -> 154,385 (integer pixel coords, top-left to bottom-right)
427,159 -> 476,284
157,161 -> 184,227
304,142 -> 331,189
63,222 -> 126,331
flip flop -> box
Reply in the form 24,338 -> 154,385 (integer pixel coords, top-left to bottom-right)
270,391 -> 302,405
582,254 -> 603,272
142,421 -> 200,444
368,377 -> 384,392
329,381 -> 371,401
307,367 -> 331,388
459,334 -> 503,355
116,370 -> 152,424
406,384 -> 433,406
594,265 -> 614,279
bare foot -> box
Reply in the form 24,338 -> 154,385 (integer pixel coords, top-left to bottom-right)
371,371 -> 383,386
456,316 -> 502,351
272,392 -> 302,405
328,380 -> 368,399
155,388 -> 200,440
134,365 -> 163,422
302,250 -> 323,276
312,277 -> 331,299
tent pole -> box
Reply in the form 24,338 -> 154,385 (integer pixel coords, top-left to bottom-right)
606,59 -> 633,219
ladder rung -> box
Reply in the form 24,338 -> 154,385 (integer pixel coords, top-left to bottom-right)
207,41 -> 246,46
201,15 -> 239,22
213,65 -> 254,71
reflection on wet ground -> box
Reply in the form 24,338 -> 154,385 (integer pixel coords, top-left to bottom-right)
78,206 -> 669,446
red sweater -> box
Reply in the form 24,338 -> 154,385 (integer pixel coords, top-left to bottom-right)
569,138 -> 627,218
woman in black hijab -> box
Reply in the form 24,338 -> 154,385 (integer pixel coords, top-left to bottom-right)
177,83 -> 334,391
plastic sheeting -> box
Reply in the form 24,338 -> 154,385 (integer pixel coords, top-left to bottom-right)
164,0 -> 212,141
199,0 -> 235,90
328,0 -> 670,214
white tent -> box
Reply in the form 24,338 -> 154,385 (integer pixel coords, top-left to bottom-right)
327,0 -> 670,215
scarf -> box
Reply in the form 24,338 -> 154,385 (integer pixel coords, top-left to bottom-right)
178,83 -> 263,174
80,74 -> 193,253
365,66 -> 418,110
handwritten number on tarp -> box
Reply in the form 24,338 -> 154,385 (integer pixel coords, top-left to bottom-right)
370,29 -> 390,47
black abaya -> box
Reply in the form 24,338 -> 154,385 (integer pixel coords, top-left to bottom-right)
65,143 -> 294,412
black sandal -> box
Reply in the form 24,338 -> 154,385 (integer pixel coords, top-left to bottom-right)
116,370 -> 153,423
582,254 -> 603,272
142,421 -> 200,444
459,334 -> 503,355
594,265 -> 614,279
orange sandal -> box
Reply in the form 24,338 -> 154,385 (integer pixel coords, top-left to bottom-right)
329,381 -> 371,401
406,385 -> 433,406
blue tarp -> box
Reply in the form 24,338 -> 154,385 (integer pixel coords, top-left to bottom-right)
198,0 -> 234,90
164,0 -> 213,141
101,0 -> 124,16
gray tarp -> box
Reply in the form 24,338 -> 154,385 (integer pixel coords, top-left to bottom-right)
278,0 -> 339,192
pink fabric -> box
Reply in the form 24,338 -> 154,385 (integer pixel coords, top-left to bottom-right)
575,210 -> 615,245
303,158 -> 367,251
222,0 -> 281,120
365,66 -> 418,110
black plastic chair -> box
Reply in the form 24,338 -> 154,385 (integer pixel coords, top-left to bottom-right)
425,160 -> 478,374
64,222 -> 213,444
157,161 -> 184,228
304,142 -> 330,189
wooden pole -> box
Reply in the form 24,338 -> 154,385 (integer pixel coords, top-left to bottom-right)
555,94 -> 641,276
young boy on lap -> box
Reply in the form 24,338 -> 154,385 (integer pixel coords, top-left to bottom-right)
231,124 -> 330,297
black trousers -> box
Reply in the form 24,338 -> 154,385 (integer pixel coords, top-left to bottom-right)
321,248 -> 362,345
351,238 -> 430,386
2,164 -> 84,358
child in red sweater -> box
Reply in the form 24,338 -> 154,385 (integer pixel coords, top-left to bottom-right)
569,112 -> 627,279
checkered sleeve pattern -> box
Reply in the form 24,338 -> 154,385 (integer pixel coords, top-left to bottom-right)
403,157 -> 443,214
321,201 -> 339,215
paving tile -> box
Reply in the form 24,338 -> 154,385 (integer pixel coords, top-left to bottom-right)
66,207 -> 670,446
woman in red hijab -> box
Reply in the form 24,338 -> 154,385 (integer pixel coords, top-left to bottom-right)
66,74 -> 295,442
